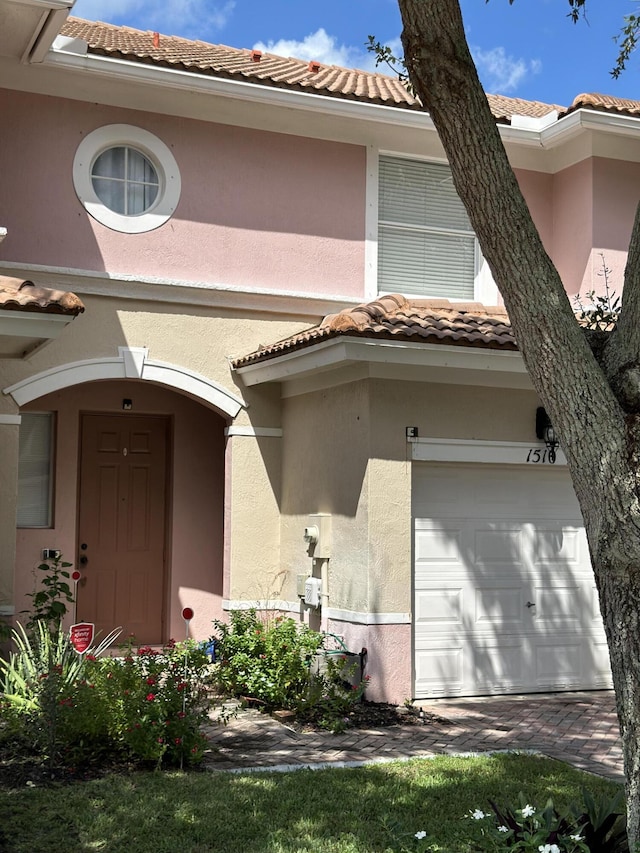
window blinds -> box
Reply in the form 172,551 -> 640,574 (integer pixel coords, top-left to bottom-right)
17,413 -> 53,528
378,156 -> 476,299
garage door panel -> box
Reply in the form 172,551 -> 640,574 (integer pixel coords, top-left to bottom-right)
413,462 -> 612,698
415,644 -> 463,694
532,526 -> 585,566
415,526 -> 464,563
535,640 -> 583,685
474,527 -> 523,566
532,586 -> 581,628
475,587 -> 523,625
415,587 -> 463,624
471,638 -> 526,689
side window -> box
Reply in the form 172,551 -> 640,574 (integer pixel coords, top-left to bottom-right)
17,413 -> 54,528
378,156 -> 493,301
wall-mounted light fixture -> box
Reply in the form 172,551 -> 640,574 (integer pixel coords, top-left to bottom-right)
536,407 -> 559,463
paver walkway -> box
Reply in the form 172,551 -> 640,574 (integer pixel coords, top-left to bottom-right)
203,691 -> 623,780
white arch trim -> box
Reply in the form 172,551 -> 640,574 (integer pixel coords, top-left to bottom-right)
3,347 -> 246,417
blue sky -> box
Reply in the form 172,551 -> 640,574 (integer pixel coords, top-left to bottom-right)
70,0 -> 640,107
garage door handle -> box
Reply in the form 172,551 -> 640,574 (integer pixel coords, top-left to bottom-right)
526,601 -> 536,608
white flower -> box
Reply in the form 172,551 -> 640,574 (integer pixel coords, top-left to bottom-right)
415,831 -> 427,840
570,836 -> 583,842
498,825 -> 509,832
521,804 -> 536,818
537,845 -> 560,853
471,809 -> 486,820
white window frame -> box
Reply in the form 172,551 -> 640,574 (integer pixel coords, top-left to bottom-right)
73,125 -> 181,234
366,148 -> 498,304
17,412 -> 55,529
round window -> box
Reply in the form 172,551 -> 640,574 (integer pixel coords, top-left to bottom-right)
73,125 -> 181,234
91,146 -> 160,216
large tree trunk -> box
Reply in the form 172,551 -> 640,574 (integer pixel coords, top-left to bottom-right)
397,0 -> 640,845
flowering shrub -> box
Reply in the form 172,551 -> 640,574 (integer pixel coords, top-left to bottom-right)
468,790 -> 627,853
0,624 -> 212,769
468,799 -> 588,852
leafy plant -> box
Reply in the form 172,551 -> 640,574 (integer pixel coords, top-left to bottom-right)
22,553 -> 74,633
211,610 -> 323,709
471,789 -> 628,852
0,624 -> 212,770
573,254 -> 621,331
211,610 -> 368,732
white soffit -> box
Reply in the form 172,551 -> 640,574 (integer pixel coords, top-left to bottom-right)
235,337 -> 531,391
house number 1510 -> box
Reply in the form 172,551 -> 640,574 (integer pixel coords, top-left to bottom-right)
526,448 -> 556,464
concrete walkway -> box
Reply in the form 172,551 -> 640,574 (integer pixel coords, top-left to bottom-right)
202,691 -> 623,780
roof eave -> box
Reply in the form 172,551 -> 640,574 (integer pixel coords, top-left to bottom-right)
235,335 -> 527,389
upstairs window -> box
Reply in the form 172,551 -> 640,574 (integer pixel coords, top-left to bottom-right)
73,125 -> 181,234
91,146 -> 160,216
378,156 -> 481,300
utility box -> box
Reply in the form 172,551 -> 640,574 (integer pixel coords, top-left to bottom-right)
306,513 -> 332,559
304,576 -> 322,608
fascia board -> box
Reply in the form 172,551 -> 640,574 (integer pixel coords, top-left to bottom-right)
236,336 -> 526,386
0,312 -> 72,338
12,0 -> 74,9
45,49 -> 438,131
39,50 -> 640,151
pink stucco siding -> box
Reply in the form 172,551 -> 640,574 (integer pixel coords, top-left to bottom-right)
0,88 -> 366,297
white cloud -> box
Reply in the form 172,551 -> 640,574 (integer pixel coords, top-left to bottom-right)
253,28 -> 379,71
71,0 -> 236,39
471,45 -> 541,94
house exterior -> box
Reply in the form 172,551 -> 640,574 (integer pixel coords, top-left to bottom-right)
1,0 -> 638,703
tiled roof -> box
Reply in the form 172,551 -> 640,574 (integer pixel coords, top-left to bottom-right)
60,18 -> 563,121
0,276 -> 85,315
569,92 -> 640,117
232,294 -> 515,368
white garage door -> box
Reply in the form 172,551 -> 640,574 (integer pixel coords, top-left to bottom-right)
413,463 -> 612,698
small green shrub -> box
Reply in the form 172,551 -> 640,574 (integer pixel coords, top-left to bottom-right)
211,610 -> 368,731
212,610 -> 323,709
22,553 -> 75,634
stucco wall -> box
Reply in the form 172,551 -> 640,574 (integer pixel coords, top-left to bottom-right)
0,88 -> 366,297
279,381 -> 371,610
591,156 -> 640,297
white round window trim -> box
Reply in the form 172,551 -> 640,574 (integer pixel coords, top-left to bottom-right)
73,125 -> 181,234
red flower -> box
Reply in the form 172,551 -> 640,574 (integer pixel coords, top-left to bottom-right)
146,677 -> 156,686
146,693 -> 156,701
157,737 -> 164,744
85,654 -> 97,662
174,737 -> 182,745
176,682 -> 187,691
177,711 -> 186,719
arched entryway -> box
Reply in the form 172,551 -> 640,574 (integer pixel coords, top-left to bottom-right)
12,371 -> 233,643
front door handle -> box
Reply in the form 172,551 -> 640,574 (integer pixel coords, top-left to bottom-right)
526,601 -> 536,608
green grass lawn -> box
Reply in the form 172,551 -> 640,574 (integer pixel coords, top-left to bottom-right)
0,753 -> 622,853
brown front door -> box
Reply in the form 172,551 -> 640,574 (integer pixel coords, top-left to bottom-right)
77,413 -> 169,644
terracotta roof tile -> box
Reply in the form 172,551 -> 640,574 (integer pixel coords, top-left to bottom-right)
568,92 -> 640,117
0,276 -> 85,315
232,294 -> 515,368
60,18 -> 562,120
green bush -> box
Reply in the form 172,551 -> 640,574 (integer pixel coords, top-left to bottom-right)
211,610 -> 368,731
212,610 -> 322,709
0,624 -> 212,770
